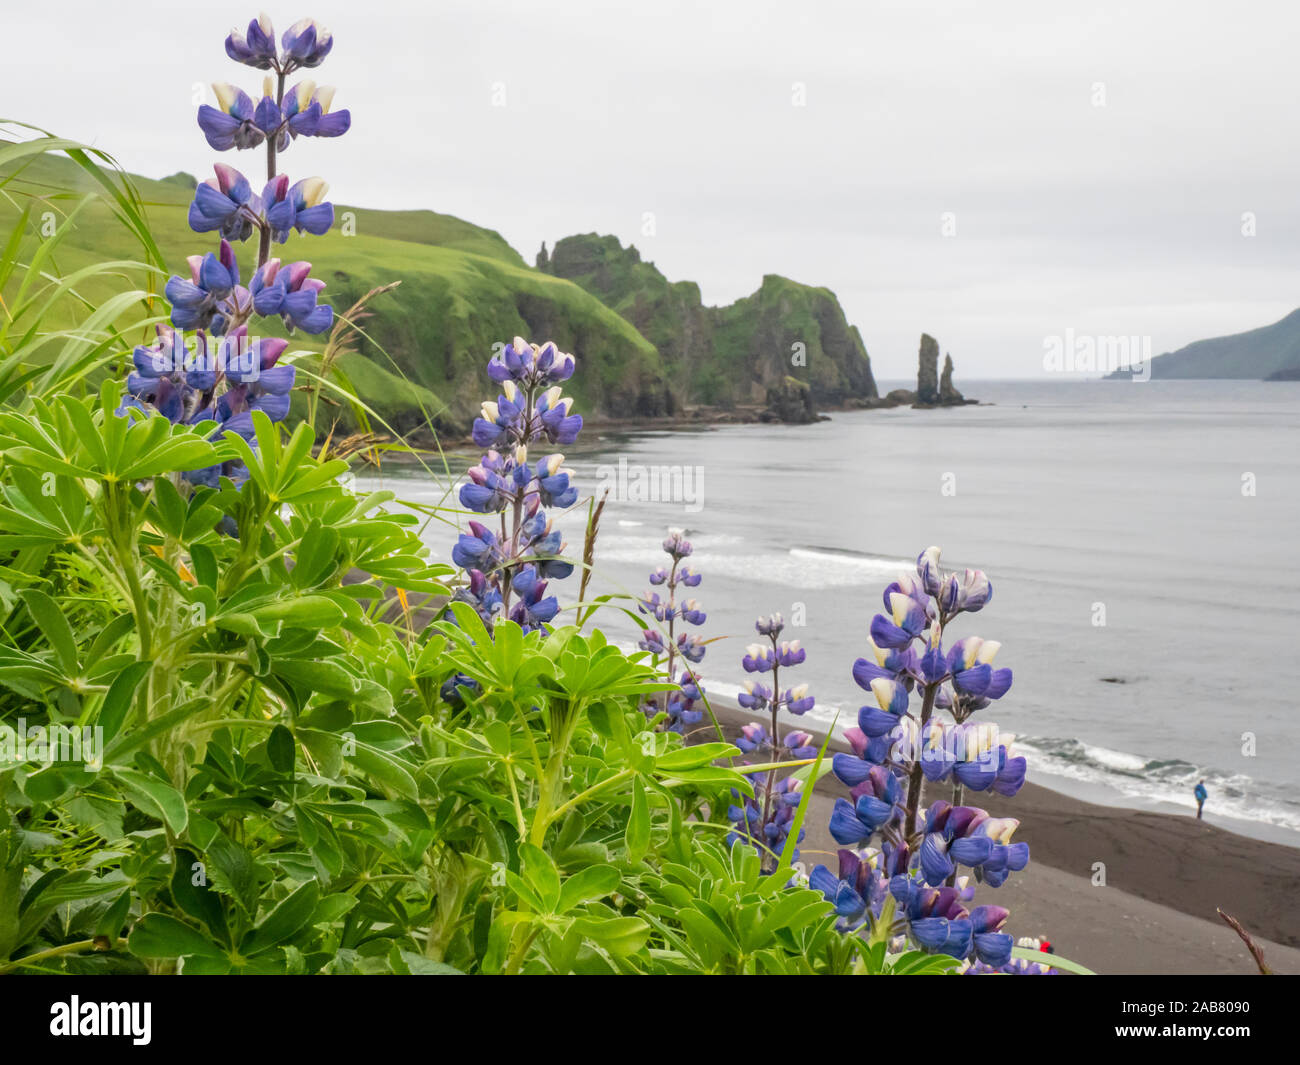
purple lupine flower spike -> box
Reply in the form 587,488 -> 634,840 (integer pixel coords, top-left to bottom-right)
450,339 -> 582,633
814,549 -> 1046,970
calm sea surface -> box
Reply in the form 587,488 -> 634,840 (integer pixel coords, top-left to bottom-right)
359,379 -> 1300,846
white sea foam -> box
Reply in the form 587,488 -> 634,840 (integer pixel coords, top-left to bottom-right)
1015,736 -> 1300,835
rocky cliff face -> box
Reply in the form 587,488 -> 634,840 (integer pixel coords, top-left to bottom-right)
939,354 -> 964,403
541,233 -> 878,416
916,334 -> 941,404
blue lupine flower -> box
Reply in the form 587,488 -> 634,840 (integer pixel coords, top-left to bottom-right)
856,676 -> 909,739
534,454 -> 578,508
890,877 -> 975,959
662,529 -> 693,560
675,632 -> 706,664
439,672 -> 479,710
280,80 -> 351,139
869,591 -> 930,649
487,336 -> 575,388
508,564 -> 559,632
165,240 -> 241,331
946,637 -> 1013,701
459,451 -> 513,513
737,680 -> 772,713
851,636 -> 916,690
280,17 -> 334,68
956,568 -> 993,612
736,724 -> 816,760
225,14 -> 279,68
188,163 -> 256,241
638,591 -> 669,623
637,628 -> 667,656
840,720 -> 898,767
678,598 -> 706,626
727,775 -> 805,864
535,386 -> 582,445
225,15 -> 335,74
828,764 -> 905,846
820,548 -> 1039,962
918,802 -> 1029,888
453,569 -> 504,626
917,545 -> 945,597
518,510 -> 573,579
661,672 -> 705,734
782,683 -> 814,715
774,640 -> 805,667
921,721 -> 1027,796
741,643 -> 775,673
262,174 -> 335,241
809,844 -> 908,932
472,381 -> 525,450
452,521 -> 504,572
166,329 -> 292,433
248,258 -> 333,334
118,325 -> 290,492
198,82 -> 267,151
969,905 -> 1014,967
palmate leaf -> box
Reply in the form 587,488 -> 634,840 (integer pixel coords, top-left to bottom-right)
128,914 -> 227,965
0,386 -> 225,483
110,767 -> 188,836
0,466 -> 99,549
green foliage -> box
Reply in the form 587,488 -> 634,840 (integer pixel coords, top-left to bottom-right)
0,132 -> 964,979
0,374 -> 926,972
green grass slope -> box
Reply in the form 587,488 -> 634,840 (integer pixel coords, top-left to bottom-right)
0,151 -> 666,434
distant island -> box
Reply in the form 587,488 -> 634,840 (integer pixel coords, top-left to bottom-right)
1105,307 -> 1300,380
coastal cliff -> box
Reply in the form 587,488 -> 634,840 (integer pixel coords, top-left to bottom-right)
539,233 -> 878,419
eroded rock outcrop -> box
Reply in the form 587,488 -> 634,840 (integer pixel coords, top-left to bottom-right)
916,334 -> 941,404
542,233 -> 878,420
939,354 -> 964,404
762,376 -> 818,423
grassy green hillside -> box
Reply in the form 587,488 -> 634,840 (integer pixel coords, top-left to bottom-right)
3,148 -> 880,436
0,151 -> 666,435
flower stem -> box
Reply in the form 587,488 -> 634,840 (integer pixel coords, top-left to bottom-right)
904,681 -> 938,839
0,937 -> 127,975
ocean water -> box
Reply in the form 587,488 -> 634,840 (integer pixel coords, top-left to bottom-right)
359,379 -> 1300,846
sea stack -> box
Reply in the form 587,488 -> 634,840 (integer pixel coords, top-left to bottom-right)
939,353 -> 964,404
916,333 -> 941,404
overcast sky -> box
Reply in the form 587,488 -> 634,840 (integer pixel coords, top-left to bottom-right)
5,0 -> 1299,378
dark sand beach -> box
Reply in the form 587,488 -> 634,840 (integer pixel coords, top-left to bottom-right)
706,700 -> 1300,975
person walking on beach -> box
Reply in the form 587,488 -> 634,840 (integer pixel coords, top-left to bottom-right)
1194,780 -> 1208,820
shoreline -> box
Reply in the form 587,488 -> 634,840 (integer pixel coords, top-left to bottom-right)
702,697 -> 1300,972
362,445 -> 1300,854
